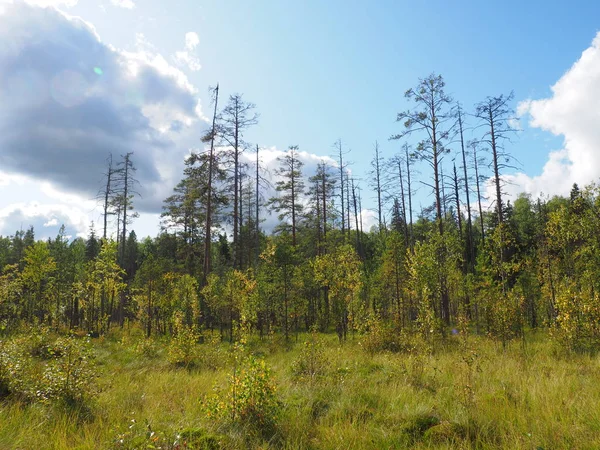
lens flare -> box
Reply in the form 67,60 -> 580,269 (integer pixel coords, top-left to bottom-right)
93,67 -> 103,75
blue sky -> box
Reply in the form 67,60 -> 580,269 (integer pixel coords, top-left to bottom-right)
1,0 -> 600,238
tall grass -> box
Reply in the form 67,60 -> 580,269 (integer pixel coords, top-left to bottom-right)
1,328 -> 600,449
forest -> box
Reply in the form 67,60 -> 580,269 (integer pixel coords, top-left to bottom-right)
2,74 -> 600,449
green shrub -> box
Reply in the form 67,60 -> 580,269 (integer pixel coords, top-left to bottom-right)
38,335 -> 98,407
552,284 -> 600,353
167,314 -> 200,368
198,331 -> 224,370
204,355 -> 281,439
0,337 -> 36,400
359,314 -> 418,354
133,337 -> 159,359
291,331 -> 328,381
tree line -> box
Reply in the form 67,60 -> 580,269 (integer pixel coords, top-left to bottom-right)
1,73 -> 599,352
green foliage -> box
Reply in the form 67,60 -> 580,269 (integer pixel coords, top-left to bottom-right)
552,283 -> 600,353
204,354 -> 281,439
167,312 -> 200,368
358,313 -> 406,354
0,336 -> 36,400
291,329 -> 328,381
39,335 -> 98,407
132,337 -> 159,359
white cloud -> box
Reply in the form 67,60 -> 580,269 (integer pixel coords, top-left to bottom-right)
43,218 -> 58,227
110,0 -> 134,9
185,32 -> 199,50
173,31 -> 202,72
0,202 -> 89,238
0,0 -> 79,8
512,32 -> 600,199
174,50 -> 202,72
0,1 -> 209,221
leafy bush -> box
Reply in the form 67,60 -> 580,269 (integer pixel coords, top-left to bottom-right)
204,354 -> 281,438
552,284 -> 600,353
38,335 -> 98,406
167,313 -> 200,368
133,338 -> 159,359
0,337 -> 36,400
198,331 -> 224,370
291,331 -> 328,381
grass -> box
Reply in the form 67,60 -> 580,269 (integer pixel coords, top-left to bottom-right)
2,328 -> 600,449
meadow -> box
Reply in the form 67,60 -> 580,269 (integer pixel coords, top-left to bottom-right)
1,327 -> 599,450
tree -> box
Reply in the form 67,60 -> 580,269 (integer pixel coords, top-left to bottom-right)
269,146 -> 305,246
333,139 -> 349,235
21,241 -> 56,323
85,223 -> 100,262
313,244 -> 362,341
369,141 -> 385,232
471,141 -> 487,242
393,73 -> 454,323
202,84 -> 220,283
98,153 -> 115,240
113,152 -> 140,265
458,105 -> 475,270
218,93 -> 259,269
474,92 -> 516,226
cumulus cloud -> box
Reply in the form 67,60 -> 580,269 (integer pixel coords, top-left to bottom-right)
0,2 -> 208,216
110,0 -> 134,9
173,31 -> 201,72
0,0 -> 78,8
512,32 -> 600,199
184,32 -> 199,51
0,202 -> 89,239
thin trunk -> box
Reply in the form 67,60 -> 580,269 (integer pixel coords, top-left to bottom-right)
321,166 -> 327,239
291,154 -> 297,246
351,178 -> 360,255
398,159 -> 409,245
405,145 -> 414,252
346,173 -> 351,236
459,108 -> 475,270
203,84 -> 219,284
337,140 -> 345,235
473,145 -> 485,241
315,178 -> 322,255
374,141 -> 383,231
255,145 -> 260,266
233,98 -> 240,269
358,186 -> 364,236
120,153 -> 130,265
490,108 -> 503,225
431,93 -> 449,324
453,163 -> 463,236
103,154 -> 113,240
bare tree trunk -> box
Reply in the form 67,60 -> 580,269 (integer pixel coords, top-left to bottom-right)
119,152 -> 132,265
335,140 -> 346,235
102,154 -> 113,240
203,84 -> 219,284
291,155 -> 297,247
398,158 -> 409,245
453,163 -> 463,236
255,144 -> 260,266
374,141 -> 383,231
405,145 -> 414,252
459,107 -> 475,270
473,144 -> 485,241
351,178 -> 361,256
